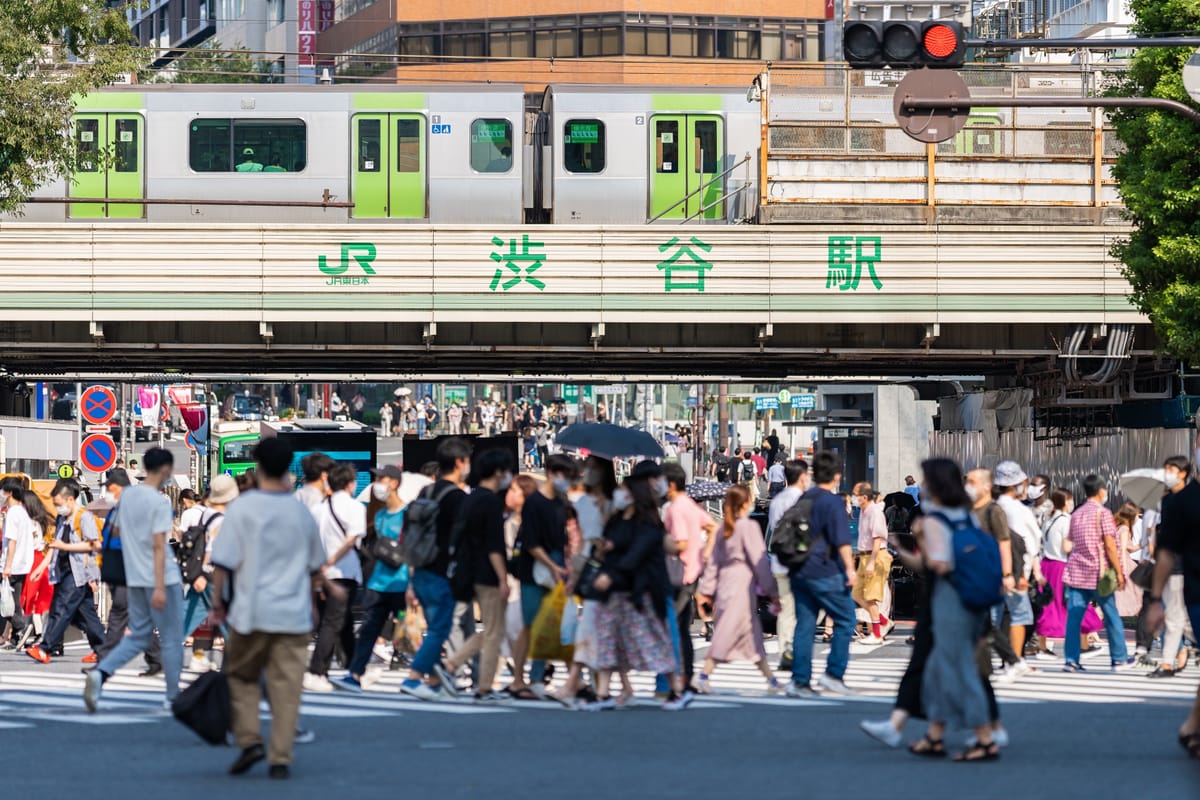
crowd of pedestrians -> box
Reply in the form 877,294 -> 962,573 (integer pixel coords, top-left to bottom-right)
2,434 -> 1198,775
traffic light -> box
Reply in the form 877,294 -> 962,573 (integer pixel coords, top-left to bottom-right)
844,20 -> 967,69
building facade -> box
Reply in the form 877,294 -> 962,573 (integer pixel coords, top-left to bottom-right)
320,0 -> 832,87
116,0 -> 217,66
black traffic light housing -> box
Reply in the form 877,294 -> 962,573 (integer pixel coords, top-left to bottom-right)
844,20 -> 967,69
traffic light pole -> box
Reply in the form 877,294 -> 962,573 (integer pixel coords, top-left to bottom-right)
966,37 -> 1200,50
898,95 -> 1200,126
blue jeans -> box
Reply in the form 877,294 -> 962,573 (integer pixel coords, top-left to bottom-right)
655,595 -> 684,693
183,585 -> 213,640
790,572 -> 857,685
1064,586 -> 1128,664
410,570 -> 455,677
96,585 -> 185,701
349,590 -> 407,678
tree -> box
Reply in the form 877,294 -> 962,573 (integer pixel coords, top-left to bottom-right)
157,40 -> 274,84
0,0 -> 144,212
1110,1 -> 1200,363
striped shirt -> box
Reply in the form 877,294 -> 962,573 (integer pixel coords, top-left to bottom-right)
1064,499 -> 1116,589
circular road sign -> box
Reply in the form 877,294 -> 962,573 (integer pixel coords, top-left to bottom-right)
79,433 -> 118,474
1184,51 -> 1200,105
80,385 -> 117,426
778,389 -> 793,404
893,68 -> 971,144
57,463 -> 75,480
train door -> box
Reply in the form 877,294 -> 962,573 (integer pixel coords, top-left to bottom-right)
69,114 -> 145,219
351,113 -> 427,219
649,114 -> 724,220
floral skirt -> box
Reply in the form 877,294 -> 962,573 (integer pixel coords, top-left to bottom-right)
594,592 -> 675,674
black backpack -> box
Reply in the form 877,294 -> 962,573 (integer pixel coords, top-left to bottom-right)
768,495 -> 819,569
398,483 -> 457,569
175,512 -> 222,585
740,459 -> 756,482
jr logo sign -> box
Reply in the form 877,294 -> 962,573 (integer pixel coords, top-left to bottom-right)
319,243 -> 377,286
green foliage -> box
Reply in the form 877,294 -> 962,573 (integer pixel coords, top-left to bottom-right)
1110,0 -> 1200,362
0,0 -> 145,212
157,40 -> 275,84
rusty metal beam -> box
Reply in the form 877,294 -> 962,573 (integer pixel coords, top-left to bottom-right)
900,96 -> 1200,126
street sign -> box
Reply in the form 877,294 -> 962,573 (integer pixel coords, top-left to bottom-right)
79,433 -> 117,473
1184,51 -> 1200,104
777,389 -> 792,404
57,464 -> 75,480
796,394 -> 817,410
80,385 -> 117,426
893,68 -> 971,144
185,433 -> 196,451
755,397 -> 780,412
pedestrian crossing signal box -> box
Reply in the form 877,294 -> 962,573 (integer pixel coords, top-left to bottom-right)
844,21 -> 967,70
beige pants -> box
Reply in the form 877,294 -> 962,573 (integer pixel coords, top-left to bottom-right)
225,629 -> 308,766
775,572 -> 795,658
450,584 -> 506,692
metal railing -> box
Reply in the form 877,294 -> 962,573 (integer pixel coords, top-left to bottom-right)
647,154 -> 751,224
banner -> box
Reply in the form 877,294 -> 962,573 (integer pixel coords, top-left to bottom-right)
137,386 -> 161,428
179,405 -> 209,445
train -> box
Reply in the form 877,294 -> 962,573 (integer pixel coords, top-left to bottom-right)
10,84 -> 759,226
5,79 -> 1101,226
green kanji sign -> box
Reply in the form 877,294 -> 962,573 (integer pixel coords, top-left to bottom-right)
826,235 -> 883,291
489,234 -> 547,291
656,236 -> 713,292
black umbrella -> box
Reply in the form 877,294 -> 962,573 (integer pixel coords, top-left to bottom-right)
555,422 -> 665,460
883,491 -> 917,511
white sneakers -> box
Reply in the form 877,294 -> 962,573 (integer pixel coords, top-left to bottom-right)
817,674 -> 856,695
302,673 -> 335,693
994,659 -> 1032,685
860,719 -> 903,748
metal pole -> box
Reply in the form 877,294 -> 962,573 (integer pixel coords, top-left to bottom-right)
718,384 -> 729,452
965,36 -> 1200,49
900,95 -> 1200,125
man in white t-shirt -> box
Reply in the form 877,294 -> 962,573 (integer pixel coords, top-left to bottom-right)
85,448 -> 184,712
1,478 -> 35,643
210,437 -> 326,780
304,462 -> 366,692
294,453 -> 334,512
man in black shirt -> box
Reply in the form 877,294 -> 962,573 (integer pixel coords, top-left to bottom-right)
399,438 -> 469,702
507,454 -> 576,700
1145,454 -> 1200,759
441,448 -> 516,702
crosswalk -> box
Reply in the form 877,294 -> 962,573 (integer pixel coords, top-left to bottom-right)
1,636 -> 1196,730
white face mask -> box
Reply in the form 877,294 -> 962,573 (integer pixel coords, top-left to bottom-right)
613,487 -> 633,511
654,478 -> 668,499
964,484 -> 980,503
101,490 -> 113,504
371,482 -> 391,501
55,504 -> 70,517
551,476 -> 571,494
498,472 -> 514,491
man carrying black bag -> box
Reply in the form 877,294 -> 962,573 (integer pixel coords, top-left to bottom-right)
208,437 -> 328,781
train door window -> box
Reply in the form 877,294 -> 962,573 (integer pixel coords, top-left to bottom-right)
656,120 -> 679,173
76,118 -> 100,172
358,118 -> 381,171
396,118 -> 421,172
113,118 -> 139,172
693,119 -> 718,173
471,118 -> 512,173
563,119 -> 605,173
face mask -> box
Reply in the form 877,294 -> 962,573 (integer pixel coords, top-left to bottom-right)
55,504 -> 69,517
1026,484 -> 1045,501
654,478 -> 668,499
613,487 -> 633,511
498,472 -> 513,491
371,482 -> 391,501
552,476 -> 571,494
101,490 -> 113,504
964,484 -> 980,503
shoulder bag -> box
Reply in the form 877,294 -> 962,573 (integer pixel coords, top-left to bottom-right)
1096,510 -> 1120,598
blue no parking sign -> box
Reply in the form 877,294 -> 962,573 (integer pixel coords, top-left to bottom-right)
79,433 -> 117,473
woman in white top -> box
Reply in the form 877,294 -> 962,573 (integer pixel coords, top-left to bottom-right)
909,459 -> 998,763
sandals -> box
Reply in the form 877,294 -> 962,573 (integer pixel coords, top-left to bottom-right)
500,686 -> 542,701
954,742 -> 1001,762
1179,732 -> 1200,760
908,736 -> 946,758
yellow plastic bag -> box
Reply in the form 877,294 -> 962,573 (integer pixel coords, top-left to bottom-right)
528,583 -> 575,662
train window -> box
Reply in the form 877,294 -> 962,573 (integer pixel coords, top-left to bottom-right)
76,119 -> 100,173
563,119 -> 605,174
470,118 -> 513,173
189,118 -> 307,173
358,119 -> 381,172
694,120 -> 718,173
114,118 -> 138,173
396,118 -> 421,173
656,120 -> 679,173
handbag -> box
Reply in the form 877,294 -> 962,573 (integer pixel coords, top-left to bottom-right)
574,556 -> 606,601
371,532 -> 406,570
99,515 -> 126,587
1129,560 -> 1155,591
1095,509 -> 1119,598
171,670 -> 231,746
0,579 -> 14,619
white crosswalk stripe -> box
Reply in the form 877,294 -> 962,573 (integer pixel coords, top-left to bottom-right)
2,635 -> 1195,728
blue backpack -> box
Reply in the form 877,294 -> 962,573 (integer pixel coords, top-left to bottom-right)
928,511 -> 1003,611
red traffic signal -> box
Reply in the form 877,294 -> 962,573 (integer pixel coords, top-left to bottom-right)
844,21 -> 967,69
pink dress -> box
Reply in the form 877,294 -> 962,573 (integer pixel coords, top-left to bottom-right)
1113,525 -> 1143,618
699,516 -> 776,663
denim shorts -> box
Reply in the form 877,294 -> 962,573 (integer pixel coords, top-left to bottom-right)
1005,590 -> 1035,626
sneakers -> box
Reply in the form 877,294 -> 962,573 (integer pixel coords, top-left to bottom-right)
995,660 -> 1030,685
786,682 -> 820,699
293,729 -> 316,745
302,673 -> 335,693
695,675 -> 712,695
1062,661 -> 1086,673
81,652 -> 98,665
1111,657 -> 1137,672
332,674 -> 364,694
189,654 -> 212,672
579,696 -> 618,712
766,678 -> 784,695
372,642 -> 393,663
860,719 -> 903,748
663,690 -> 696,711
25,645 -> 51,664
432,663 -> 460,697
817,674 -> 855,696
857,635 -> 884,647
400,681 -> 447,702
83,668 -> 104,713
475,691 -> 510,704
